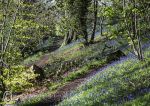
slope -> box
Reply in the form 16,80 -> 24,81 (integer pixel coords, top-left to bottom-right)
58,45 -> 150,106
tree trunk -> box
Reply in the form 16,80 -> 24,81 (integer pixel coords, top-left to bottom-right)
61,29 -> 74,47
124,0 -> 143,60
133,0 -> 143,60
90,0 -> 98,43
80,0 -> 91,45
100,16 -> 104,36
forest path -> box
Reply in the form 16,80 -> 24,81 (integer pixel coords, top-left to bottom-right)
34,64 -> 107,106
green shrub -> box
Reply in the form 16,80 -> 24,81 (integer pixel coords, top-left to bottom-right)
1,65 -> 37,92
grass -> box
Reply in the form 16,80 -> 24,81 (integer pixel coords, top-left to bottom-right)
20,90 -> 55,106
124,93 -> 150,106
58,47 -> 150,106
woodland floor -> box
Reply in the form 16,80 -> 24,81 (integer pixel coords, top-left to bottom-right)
15,39 -> 150,106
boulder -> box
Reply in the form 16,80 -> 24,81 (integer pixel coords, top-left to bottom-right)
31,64 -> 45,81
106,50 -> 125,62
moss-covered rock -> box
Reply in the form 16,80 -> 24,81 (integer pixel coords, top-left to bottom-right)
106,50 -> 125,62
